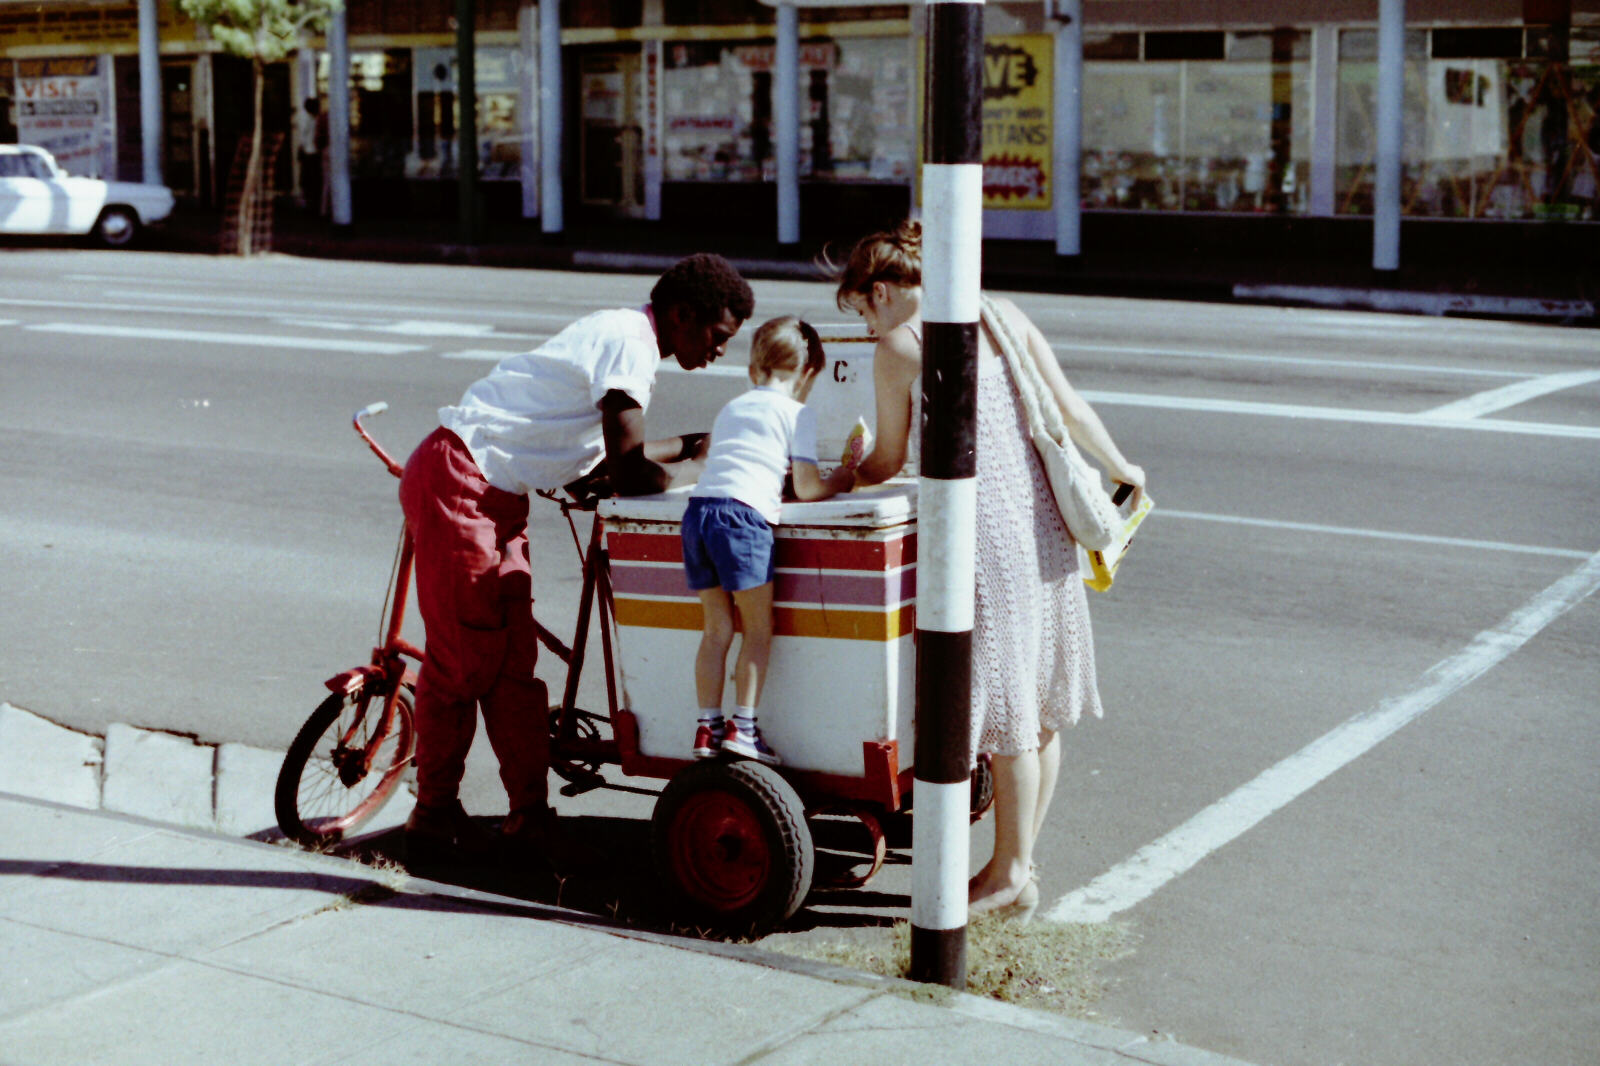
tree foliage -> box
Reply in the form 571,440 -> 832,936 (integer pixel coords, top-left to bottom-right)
177,0 -> 342,64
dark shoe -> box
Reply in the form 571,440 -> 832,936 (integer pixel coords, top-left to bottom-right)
501,806 -> 609,875
404,799 -> 499,864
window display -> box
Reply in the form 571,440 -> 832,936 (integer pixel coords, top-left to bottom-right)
1082,31 -> 1311,213
662,36 -> 913,184
1336,27 -> 1599,220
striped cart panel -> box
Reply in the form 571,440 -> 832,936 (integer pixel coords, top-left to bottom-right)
603,518 -> 919,777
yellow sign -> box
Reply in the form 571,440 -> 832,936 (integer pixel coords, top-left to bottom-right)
982,34 -> 1052,210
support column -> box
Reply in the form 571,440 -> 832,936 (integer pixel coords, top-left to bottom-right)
776,1 -> 800,245
1309,25 -> 1338,217
137,0 -> 162,185
539,0 -> 563,234
328,7 -> 352,226
1373,0 -> 1405,270
1052,0 -> 1082,257
518,2 -> 539,219
456,0 -> 480,243
909,0 -> 982,992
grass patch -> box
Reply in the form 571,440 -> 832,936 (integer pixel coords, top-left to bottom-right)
770,915 -> 1135,1017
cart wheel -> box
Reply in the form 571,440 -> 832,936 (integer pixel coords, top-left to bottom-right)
275,683 -> 415,847
651,760 -> 814,933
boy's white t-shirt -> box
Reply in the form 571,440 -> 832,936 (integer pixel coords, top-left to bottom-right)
691,386 -> 818,524
439,307 -> 660,493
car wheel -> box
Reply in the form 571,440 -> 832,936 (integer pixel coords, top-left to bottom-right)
94,207 -> 139,247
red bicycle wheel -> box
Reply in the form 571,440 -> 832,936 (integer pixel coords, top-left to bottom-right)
275,684 -> 414,846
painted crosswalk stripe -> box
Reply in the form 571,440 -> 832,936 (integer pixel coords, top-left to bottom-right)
1418,369 -> 1600,420
1081,390 -> 1600,440
26,323 -> 426,355
1048,548 -> 1600,924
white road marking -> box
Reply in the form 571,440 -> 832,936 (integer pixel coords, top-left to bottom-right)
1048,548 -> 1600,924
26,323 -> 427,355
95,288 -> 582,323
1081,389 -> 1600,440
1161,509 -> 1593,560
1052,342 -> 1532,379
1418,369 -> 1600,420
440,348 -> 520,362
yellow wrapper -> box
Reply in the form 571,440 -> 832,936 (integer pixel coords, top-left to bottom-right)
841,418 -> 871,468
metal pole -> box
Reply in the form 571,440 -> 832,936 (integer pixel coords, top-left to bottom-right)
539,0 -> 563,235
776,2 -> 800,244
1052,0 -> 1082,256
137,0 -> 162,185
456,0 -> 480,243
328,7 -> 352,226
910,0 -> 982,991
1373,0 -> 1405,271
518,1 -> 539,218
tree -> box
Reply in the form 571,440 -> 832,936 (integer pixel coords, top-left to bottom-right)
178,0 -> 342,255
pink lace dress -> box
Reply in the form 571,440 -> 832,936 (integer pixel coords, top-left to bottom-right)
909,333 -> 1104,759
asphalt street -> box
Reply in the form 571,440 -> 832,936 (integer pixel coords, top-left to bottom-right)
1,250 -> 1596,1066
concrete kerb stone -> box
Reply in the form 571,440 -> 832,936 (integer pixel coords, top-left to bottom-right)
102,723 -> 216,830
214,741 -> 287,838
0,703 -> 102,809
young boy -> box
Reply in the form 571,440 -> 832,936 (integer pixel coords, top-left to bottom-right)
681,317 -> 855,765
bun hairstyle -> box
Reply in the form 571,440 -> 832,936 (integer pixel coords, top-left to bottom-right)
749,315 -> 826,384
830,219 -> 923,312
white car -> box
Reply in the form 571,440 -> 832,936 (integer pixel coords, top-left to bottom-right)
0,144 -> 175,247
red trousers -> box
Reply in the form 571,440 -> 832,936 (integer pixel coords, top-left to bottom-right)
399,427 -> 548,813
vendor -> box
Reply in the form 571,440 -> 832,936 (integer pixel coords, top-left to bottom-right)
398,254 -> 756,868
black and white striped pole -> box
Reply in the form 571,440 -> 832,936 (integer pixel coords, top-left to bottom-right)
910,0 -> 983,989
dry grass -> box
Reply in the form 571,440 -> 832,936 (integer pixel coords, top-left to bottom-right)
770,914 -> 1135,1017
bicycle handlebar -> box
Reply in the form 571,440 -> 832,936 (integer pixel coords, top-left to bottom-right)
353,402 -> 405,479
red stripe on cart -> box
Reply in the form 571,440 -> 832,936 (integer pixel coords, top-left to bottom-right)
614,598 -> 915,641
607,531 -> 916,570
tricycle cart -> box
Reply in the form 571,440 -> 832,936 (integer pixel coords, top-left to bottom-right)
276,391 -> 990,932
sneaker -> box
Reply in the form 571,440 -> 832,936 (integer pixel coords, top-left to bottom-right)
722,725 -> 781,766
692,720 -> 724,759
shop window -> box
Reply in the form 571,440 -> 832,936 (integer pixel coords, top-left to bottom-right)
662,36 -> 914,184
1432,28 -> 1523,60
410,46 -> 524,181
1336,27 -> 1598,221
1082,31 -> 1311,213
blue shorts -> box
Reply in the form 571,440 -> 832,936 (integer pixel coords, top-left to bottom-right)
681,496 -> 775,593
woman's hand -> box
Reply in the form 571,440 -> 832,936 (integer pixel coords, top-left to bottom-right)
1110,463 -> 1146,507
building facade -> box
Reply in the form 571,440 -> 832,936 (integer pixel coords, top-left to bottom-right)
2,1 -> 1596,243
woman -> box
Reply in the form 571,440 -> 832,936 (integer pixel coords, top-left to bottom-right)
835,221 -> 1145,918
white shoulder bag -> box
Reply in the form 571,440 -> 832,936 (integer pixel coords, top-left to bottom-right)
979,293 -> 1122,552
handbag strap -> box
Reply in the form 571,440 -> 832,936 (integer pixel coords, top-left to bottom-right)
980,293 -> 1064,446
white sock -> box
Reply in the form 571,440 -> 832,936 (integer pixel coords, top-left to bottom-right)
733,710 -> 757,735
698,710 -> 724,726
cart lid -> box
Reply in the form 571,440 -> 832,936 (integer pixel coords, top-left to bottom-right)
599,480 -> 916,529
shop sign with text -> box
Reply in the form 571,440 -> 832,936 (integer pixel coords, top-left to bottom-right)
982,35 -> 1051,210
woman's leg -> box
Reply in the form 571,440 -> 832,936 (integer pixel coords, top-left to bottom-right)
1033,728 -> 1061,843
695,588 -> 736,710
969,749 -> 1040,909
729,582 -> 774,710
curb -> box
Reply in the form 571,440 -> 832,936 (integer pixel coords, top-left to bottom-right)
0,701 -> 413,840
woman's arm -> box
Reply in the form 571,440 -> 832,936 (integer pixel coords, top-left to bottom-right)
1002,298 -> 1146,495
852,328 -> 921,487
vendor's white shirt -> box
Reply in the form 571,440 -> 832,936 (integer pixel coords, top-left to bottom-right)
439,307 -> 660,493
691,386 -> 818,525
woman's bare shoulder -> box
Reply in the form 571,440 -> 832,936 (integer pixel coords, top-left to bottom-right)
874,324 -> 923,369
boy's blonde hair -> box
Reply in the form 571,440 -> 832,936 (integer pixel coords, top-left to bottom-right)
749,315 -> 825,385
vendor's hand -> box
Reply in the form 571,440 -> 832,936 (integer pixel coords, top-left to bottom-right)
666,458 -> 705,489
826,464 -> 857,494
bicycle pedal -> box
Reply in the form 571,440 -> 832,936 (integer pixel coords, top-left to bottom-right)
559,774 -> 607,798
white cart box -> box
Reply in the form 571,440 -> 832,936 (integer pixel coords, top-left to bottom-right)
600,482 -> 917,803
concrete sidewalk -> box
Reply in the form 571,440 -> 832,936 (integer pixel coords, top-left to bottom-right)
0,792 -> 1252,1066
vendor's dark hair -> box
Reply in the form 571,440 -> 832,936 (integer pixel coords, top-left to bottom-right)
651,253 -> 755,324
828,220 -> 922,311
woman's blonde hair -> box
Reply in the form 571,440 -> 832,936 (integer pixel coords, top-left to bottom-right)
829,219 -> 922,311
749,315 -> 825,384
